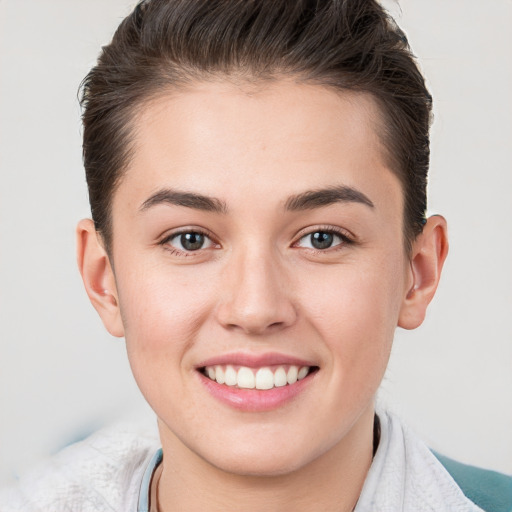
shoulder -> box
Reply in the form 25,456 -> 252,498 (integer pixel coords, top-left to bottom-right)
0,420 -> 160,512
357,409 -> 487,511
433,452 -> 512,512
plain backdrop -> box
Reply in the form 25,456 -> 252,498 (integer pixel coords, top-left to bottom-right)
0,0 -> 511,487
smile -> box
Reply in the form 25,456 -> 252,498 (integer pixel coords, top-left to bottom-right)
202,365 -> 314,390
197,354 -> 319,411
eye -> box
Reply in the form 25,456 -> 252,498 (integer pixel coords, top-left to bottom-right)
165,231 -> 215,252
296,229 -> 350,250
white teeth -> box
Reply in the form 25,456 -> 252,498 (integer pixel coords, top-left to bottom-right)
225,365 -> 237,386
237,367 -> 255,389
255,367 -> 274,390
204,364 -> 314,389
274,367 -> 288,387
297,366 -> 309,380
286,366 -> 298,384
215,365 -> 225,384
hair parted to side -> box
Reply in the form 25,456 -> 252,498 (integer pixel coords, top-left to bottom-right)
80,0 -> 432,254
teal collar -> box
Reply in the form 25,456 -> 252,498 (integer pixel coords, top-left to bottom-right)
137,447 -> 512,512
138,449 -> 163,512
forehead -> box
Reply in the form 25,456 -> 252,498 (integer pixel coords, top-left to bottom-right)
114,80 -> 401,216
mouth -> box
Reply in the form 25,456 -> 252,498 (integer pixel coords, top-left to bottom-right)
201,364 -> 319,390
196,353 -> 319,411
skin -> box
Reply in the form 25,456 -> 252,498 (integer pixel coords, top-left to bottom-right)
77,80 -> 448,511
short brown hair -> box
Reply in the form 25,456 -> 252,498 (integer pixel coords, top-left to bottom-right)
80,0 -> 431,253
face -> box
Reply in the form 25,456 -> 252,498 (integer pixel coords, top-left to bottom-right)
108,81 -> 411,476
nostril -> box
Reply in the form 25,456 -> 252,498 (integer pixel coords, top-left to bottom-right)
215,270 -> 298,333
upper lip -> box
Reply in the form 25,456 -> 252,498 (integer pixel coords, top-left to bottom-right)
196,351 -> 317,369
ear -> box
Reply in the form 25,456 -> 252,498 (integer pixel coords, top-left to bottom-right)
398,215 -> 449,330
76,219 -> 124,337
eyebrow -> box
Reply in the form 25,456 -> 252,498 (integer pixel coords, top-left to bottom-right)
139,188 -> 228,214
139,184 -> 373,215
284,185 -> 374,211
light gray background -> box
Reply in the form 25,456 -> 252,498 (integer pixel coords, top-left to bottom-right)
0,0 -> 511,486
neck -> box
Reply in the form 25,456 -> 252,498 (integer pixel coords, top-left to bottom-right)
156,406 -> 375,512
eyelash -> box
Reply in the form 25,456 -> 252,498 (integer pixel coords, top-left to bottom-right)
293,225 -> 355,253
158,225 -> 355,257
159,228 -> 217,257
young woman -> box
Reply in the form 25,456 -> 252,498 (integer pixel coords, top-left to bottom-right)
1,1 -> 509,511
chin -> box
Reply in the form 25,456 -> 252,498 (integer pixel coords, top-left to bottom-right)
196,431 -> 329,478
210,450 -> 313,478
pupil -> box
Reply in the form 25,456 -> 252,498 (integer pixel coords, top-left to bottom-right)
311,231 -> 333,249
181,232 -> 204,251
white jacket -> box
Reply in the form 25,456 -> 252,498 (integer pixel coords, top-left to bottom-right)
0,410 -> 484,511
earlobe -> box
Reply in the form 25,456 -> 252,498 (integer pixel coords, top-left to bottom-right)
76,219 -> 125,337
398,215 -> 449,330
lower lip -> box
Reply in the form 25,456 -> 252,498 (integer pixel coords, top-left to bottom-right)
197,371 -> 316,412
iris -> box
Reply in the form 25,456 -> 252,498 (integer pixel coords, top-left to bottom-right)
310,231 -> 334,250
180,232 -> 204,251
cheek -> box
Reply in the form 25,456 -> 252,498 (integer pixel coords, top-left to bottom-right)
115,262 -> 220,416
298,253 -> 406,370
116,261 -> 215,367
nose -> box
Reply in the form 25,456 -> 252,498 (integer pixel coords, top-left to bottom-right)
215,248 -> 297,335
